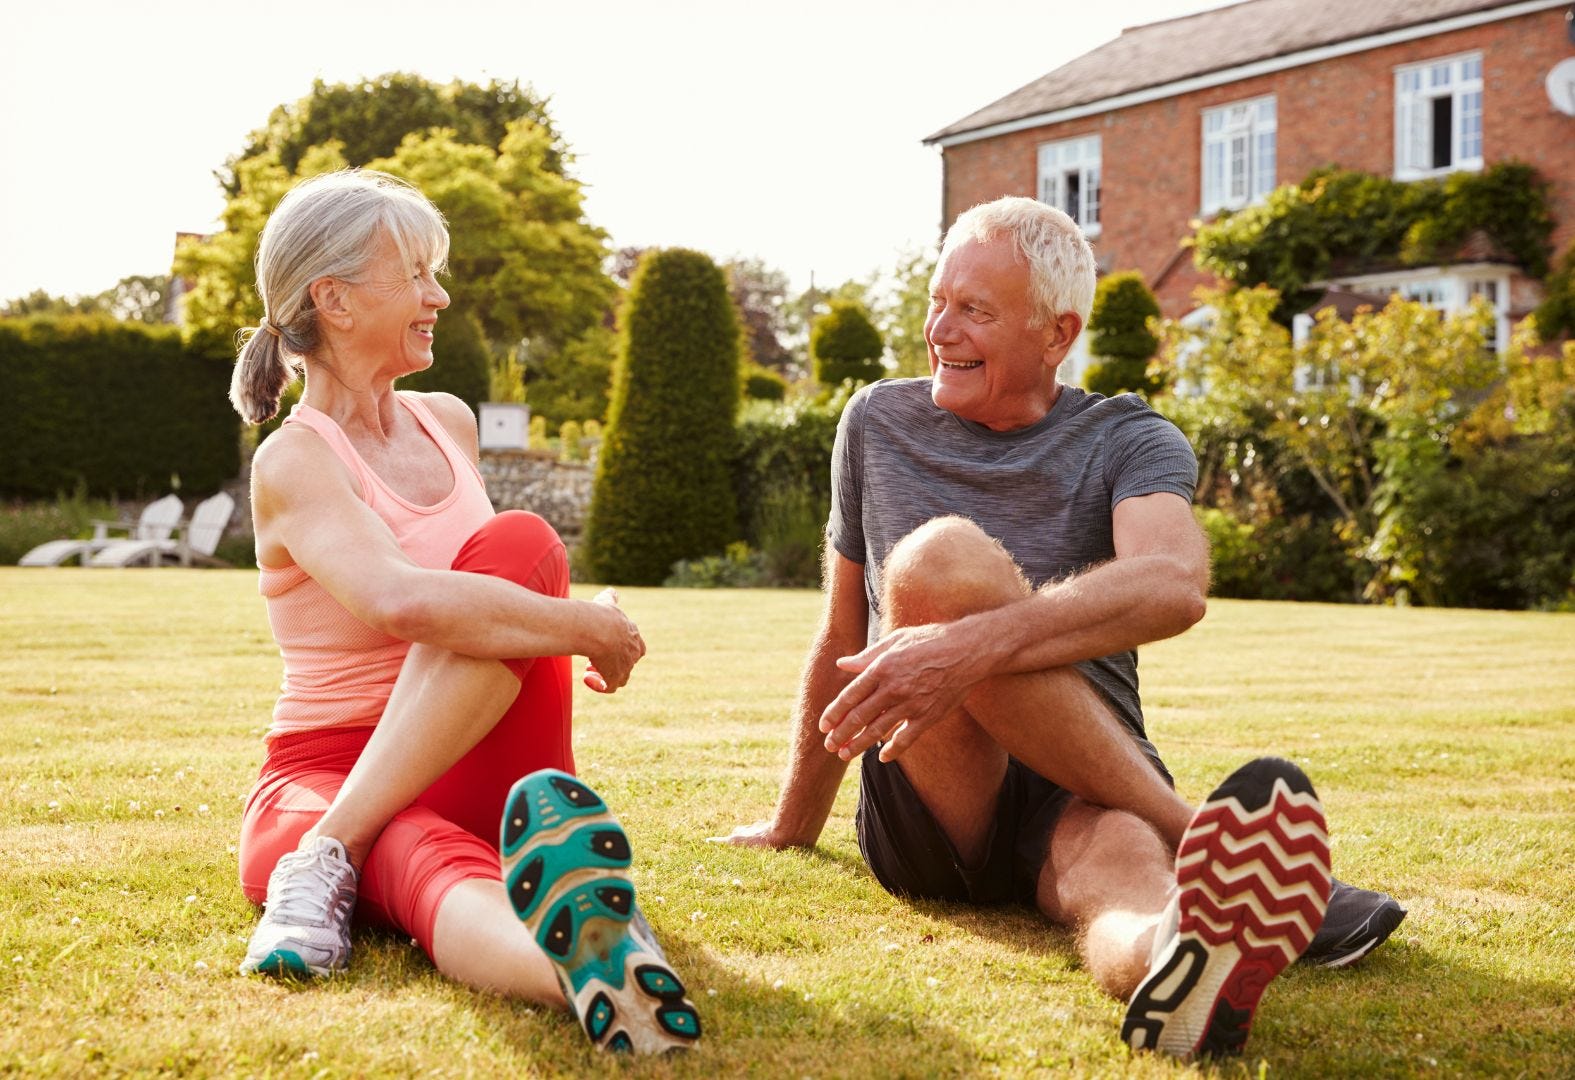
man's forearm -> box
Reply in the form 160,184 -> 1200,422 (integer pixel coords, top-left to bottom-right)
769,632 -> 856,846
965,550 -> 1207,680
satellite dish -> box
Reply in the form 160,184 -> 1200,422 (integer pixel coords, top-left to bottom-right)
1548,56 -> 1575,116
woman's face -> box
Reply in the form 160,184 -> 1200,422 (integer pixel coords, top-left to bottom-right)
341,229 -> 450,375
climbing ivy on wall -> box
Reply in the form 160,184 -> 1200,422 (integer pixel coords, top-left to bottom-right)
1191,162 -> 1555,320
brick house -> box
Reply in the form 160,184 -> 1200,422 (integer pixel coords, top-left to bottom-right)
924,0 -> 1575,382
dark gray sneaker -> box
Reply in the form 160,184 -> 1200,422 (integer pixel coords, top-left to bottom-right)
1300,879 -> 1406,967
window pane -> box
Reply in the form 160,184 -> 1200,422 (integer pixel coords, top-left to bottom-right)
1255,130 -> 1276,197
1430,62 -> 1452,88
1459,90 -> 1482,160
1204,141 -> 1224,210
1400,69 -> 1421,93
1431,96 -> 1453,169
1064,169 -> 1081,221
1085,166 -> 1101,226
1257,97 -> 1276,124
1462,56 -> 1482,81
1205,110 -> 1223,135
1229,134 -> 1248,201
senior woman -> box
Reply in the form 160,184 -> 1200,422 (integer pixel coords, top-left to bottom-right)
230,169 -> 699,1055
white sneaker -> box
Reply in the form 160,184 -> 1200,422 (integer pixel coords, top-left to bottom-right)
240,836 -> 358,978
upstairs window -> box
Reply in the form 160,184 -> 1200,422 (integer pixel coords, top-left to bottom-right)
1202,96 -> 1277,214
1038,135 -> 1101,236
1395,53 -> 1483,179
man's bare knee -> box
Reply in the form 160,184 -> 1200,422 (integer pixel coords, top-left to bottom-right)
884,516 -> 1029,625
1039,805 -> 1170,925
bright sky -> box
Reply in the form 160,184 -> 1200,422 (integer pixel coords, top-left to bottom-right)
1,0 -> 1234,303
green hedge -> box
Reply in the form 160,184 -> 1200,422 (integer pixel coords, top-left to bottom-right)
584,249 -> 742,584
0,316 -> 239,498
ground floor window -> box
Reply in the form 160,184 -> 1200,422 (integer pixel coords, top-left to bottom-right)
1323,265 -> 1510,352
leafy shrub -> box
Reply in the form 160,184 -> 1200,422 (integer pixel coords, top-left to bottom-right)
1533,242 -> 1575,342
663,542 -> 768,588
558,420 -> 585,462
0,487 -> 118,565
212,532 -> 259,570
753,483 -> 825,587
811,300 -> 884,386
1086,271 -> 1163,396
584,249 -> 742,584
489,346 -> 528,404
524,325 -> 617,427
0,315 -> 239,499
528,414 -> 549,450
1196,508 -> 1363,603
743,364 -> 789,401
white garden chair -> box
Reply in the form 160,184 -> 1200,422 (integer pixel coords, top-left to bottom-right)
87,491 -> 236,568
17,493 -> 184,566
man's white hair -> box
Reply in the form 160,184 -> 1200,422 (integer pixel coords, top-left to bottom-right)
941,196 -> 1097,329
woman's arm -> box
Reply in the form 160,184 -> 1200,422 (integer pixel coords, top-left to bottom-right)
251,425 -> 644,688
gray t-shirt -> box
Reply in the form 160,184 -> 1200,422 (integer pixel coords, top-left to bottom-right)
827,377 -> 1198,741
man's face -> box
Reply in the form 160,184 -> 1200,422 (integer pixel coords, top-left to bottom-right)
924,237 -> 1070,431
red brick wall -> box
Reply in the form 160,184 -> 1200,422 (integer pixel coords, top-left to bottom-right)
940,8 -> 1575,318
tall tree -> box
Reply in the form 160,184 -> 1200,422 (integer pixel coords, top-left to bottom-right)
724,258 -> 792,373
223,74 -> 562,194
177,77 -> 615,413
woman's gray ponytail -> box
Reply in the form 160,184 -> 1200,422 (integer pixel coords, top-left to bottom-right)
230,319 -> 303,424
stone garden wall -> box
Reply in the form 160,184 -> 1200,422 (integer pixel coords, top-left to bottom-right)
479,450 -> 594,542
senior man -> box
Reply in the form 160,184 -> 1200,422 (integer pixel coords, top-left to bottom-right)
721,196 -> 1404,1058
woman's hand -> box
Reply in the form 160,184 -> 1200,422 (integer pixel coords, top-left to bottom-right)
582,588 -> 645,693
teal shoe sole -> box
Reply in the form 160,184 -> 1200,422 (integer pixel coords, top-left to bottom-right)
243,948 -> 316,979
502,770 -> 700,1053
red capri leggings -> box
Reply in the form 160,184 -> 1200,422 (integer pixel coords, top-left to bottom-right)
238,510 -> 574,957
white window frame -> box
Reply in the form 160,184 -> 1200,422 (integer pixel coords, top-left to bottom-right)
1059,325 -> 1093,388
1322,264 -> 1511,353
1394,52 -> 1484,180
1037,135 -> 1101,237
1201,95 -> 1277,215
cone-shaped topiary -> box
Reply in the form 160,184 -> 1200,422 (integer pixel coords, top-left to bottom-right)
584,249 -> 742,584
1085,270 -> 1164,397
811,300 -> 884,387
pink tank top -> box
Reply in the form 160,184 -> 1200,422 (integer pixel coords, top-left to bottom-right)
258,393 -> 496,740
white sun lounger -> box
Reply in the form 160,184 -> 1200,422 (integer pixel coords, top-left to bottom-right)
87,491 -> 236,568
17,493 -> 184,566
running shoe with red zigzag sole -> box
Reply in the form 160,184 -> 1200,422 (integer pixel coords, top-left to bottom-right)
1121,757 -> 1331,1058
501,769 -> 701,1054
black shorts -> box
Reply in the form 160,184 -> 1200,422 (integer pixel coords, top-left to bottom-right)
855,742 -> 1172,906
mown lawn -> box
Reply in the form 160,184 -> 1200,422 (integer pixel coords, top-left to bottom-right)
0,568 -> 1571,1078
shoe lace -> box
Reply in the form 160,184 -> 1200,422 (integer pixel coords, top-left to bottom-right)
268,846 -> 354,926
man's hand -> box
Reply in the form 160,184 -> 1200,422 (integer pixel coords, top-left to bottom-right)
706,820 -> 798,849
817,621 -> 991,763
583,588 -> 645,693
